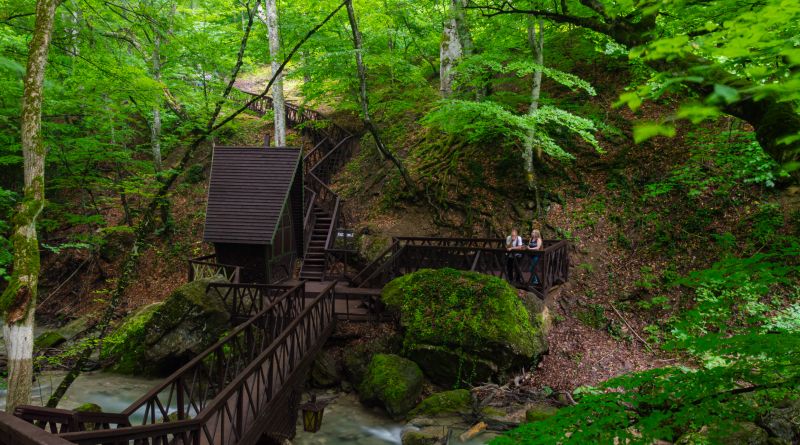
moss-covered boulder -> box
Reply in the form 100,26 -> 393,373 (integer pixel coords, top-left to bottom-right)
759,399 -> 800,443
525,404 -> 559,422
677,422 -> 771,445
410,389 -> 472,418
383,269 -> 547,386
401,426 -> 447,445
342,335 -> 401,386
74,402 -> 102,413
310,350 -> 341,388
102,277 -> 230,375
34,331 -> 67,350
359,354 -> 424,418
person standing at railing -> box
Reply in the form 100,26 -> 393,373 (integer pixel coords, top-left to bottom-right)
506,229 -> 525,283
527,229 -> 543,286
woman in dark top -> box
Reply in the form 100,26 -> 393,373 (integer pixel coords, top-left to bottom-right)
528,229 -> 542,286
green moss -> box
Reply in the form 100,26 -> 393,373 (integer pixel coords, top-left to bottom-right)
525,404 -> 558,422
359,354 -> 423,418
409,389 -> 472,417
100,303 -> 162,374
383,269 -> 544,389
34,331 -> 66,350
383,269 -> 541,355
0,229 -> 40,318
74,403 -> 102,413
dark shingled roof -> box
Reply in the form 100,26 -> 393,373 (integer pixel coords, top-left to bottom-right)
203,147 -> 302,245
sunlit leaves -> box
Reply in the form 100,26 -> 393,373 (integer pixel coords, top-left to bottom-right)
421,100 -> 599,159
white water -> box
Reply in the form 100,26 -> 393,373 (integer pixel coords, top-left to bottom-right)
293,393 -> 496,445
0,371 -> 159,424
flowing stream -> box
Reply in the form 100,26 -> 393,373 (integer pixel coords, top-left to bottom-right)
1,373 -> 495,444
0,371 -> 160,424
293,392 -> 496,445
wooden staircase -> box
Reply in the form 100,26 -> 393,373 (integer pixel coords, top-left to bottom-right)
300,206 -> 332,280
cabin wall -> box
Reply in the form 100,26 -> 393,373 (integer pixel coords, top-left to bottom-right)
214,242 -> 269,283
290,167 -> 304,256
269,207 -> 295,283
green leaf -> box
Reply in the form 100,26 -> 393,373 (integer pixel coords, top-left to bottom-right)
633,123 -> 676,143
712,84 -> 740,104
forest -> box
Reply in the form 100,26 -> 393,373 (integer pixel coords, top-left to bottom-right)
0,0 -> 799,444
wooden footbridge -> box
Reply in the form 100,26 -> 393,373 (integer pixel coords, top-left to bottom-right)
1,91 -> 569,445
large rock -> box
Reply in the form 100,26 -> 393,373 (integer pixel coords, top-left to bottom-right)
401,426 -> 447,445
677,422 -> 771,445
383,269 -> 547,386
342,336 -> 401,387
310,351 -> 341,388
759,399 -> 800,443
359,354 -> 424,418
102,277 -> 230,375
410,390 -> 472,418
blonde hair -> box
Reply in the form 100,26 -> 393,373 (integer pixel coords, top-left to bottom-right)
531,229 -> 541,240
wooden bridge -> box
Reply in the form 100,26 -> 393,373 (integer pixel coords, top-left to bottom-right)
1,90 -> 569,444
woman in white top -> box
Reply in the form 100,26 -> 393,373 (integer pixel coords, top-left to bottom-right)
527,229 -> 543,286
506,229 -> 524,283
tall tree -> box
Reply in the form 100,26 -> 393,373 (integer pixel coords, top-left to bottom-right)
0,0 -> 59,412
262,0 -> 286,146
345,0 -> 414,188
523,16 -> 543,192
440,0 -> 472,97
151,31 -> 163,172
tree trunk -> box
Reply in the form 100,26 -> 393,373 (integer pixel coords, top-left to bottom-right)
1,0 -> 58,412
345,0 -> 414,189
151,33 -> 162,172
264,0 -> 286,146
440,0 -> 473,97
523,17 -> 544,190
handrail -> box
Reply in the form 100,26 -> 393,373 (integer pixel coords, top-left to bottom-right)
350,240 -> 401,287
120,282 -> 304,418
0,411 -> 76,445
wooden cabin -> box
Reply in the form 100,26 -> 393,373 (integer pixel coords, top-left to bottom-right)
203,147 -> 304,283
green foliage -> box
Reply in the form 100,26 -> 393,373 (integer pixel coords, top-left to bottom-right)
644,129 -> 783,201
495,241 -> 800,444
0,187 -> 16,282
421,100 -> 600,160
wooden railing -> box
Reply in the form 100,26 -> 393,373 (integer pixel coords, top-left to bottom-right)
52,282 -> 310,445
206,282 -> 296,323
351,237 -> 570,296
0,411 -> 75,445
188,254 -> 242,284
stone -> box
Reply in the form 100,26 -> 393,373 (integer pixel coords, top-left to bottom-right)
102,277 -> 230,375
74,402 -> 102,413
342,336 -> 399,386
401,426 -> 447,445
358,354 -> 424,418
34,331 -> 66,350
677,422 -> 771,445
525,404 -> 558,422
410,390 -> 472,418
759,399 -> 800,444
311,351 -> 341,388
382,269 -> 548,387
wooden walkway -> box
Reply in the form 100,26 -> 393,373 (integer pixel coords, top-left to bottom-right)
1,90 -> 569,445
